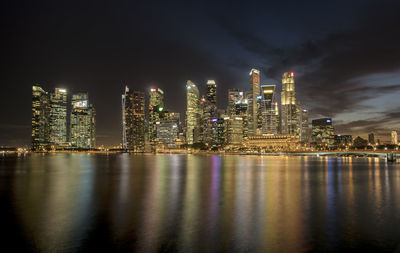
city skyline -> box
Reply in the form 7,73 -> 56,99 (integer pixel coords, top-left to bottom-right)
2,1 -> 400,146
12,69 -> 400,148
28,68 -> 399,150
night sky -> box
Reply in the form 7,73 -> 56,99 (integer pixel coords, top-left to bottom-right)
2,0 -> 400,147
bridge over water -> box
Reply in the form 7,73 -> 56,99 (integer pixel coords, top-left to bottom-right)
291,151 -> 400,158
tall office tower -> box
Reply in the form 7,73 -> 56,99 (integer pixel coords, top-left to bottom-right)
157,120 -> 179,148
391,131 -> 398,145
248,69 -> 261,136
207,118 -> 226,148
186,80 -> 200,145
148,88 -> 164,142
121,87 -> 131,150
122,87 -> 145,151
312,118 -> 335,147
206,80 -> 217,115
89,104 -> 96,148
165,112 -> 181,132
281,72 -> 298,135
70,93 -> 96,149
260,84 -> 278,134
199,95 -> 211,144
49,88 -> 68,147
299,108 -> 309,143
368,133 -> 375,145
225,117 -> 243,146
157,112 -> 180,148
31,86 -> 50,151
233,99 -> 249,138
227,88 -> 244,115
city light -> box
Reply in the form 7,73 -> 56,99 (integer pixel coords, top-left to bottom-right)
29,69 -> 398,154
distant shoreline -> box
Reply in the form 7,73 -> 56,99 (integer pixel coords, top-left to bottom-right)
3,150 -> 400,158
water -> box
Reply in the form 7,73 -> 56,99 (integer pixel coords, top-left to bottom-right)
1,154 -> 400,252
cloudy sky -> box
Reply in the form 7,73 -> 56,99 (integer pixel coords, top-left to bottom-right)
1,0 -> 400,146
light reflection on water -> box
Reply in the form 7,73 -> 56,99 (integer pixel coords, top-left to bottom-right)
1,154 -> 400,252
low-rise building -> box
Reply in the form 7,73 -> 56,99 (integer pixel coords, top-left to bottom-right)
243,134 -> 300,151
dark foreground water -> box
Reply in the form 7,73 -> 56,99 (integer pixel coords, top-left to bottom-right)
1,154 -> 400,252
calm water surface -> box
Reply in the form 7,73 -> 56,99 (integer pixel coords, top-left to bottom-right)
1,154 -> 400,252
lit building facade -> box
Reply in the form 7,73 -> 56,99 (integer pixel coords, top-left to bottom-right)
156,112 -> 180,148
49,88 -> 68,147
248,69 -> 261,136
368,133 -> 375,145
122,87 -> 145,151
206,80 -> 217,115
311,118 -> 335,147
197,81 -> 218,146
299,108 -> 309,143
281,72 -> 298,135
70,93 -> 96,149
260,84 -> 278,134
244,135 -> 300,151
31,86 -> 50,151
89,104 -> 96,148
186,80 -> 200,145
200,96 -> 212,145
148,88 -> 164,142
214,118 -> 226,148
392,131 -> 398,145
334,134 -> 353,147
157,120 -> 179,148
227,88 -> 244,115
225,117 -> 243,146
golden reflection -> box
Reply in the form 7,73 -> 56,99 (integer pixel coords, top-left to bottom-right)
14,154 -> 95,251
178,155 -> 201,251
7,154 -> 400,252
137,155 -> 169,252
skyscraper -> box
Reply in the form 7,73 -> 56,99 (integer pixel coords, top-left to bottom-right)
199,95 -> 211,145
31,86 -> 50,151
89,104 -> 96,148
312,118 -> 335,147
70,93 -> 96,149
49,88 -> 68,147
281,72 -> 298,135
148,88 -> 164,142
122,87 -> 145,151
299,108 -> 309,143
225,116 -> 243,146
368,133 -> 375,145
198,81 -> 218,146
260,84 -> 278,134
227,88 -> 244,115
186,80 -> 200,145
248,69 -> 260,136
391,131 -> 398,145
157,119 -> 179,148
206,80 -> 217,115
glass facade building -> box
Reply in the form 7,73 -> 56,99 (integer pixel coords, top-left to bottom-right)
31,86 -> 50,151
312,118 -> 335,147
281,72 -> 298,135
186,80 -> 200,145
49,88 -> 68,147
248,69 -> 260,136
260,84 -> 278,134
148,88 -> 164,143
122,87 -> 145,151
70,93 -> 96,149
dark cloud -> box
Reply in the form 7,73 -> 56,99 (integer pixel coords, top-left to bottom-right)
335,107 -> 400,140
211,1 -> 400,117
